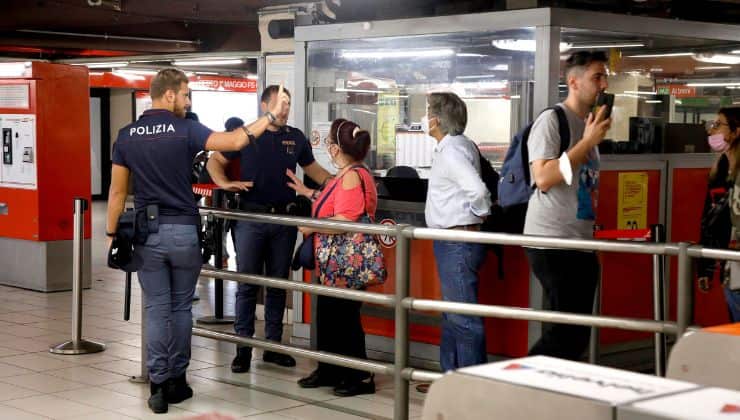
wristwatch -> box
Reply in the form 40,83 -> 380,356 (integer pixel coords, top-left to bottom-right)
106,231 -> 116,238
265,111 -> 276,123
310,189 -> 321,201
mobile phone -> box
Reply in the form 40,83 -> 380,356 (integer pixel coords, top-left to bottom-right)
594,91 -> 614,119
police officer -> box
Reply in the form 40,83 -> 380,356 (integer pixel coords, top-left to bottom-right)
106,69 -> 289,414
207,85 -> 332,373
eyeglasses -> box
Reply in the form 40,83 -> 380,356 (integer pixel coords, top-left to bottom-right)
707,120 -> 729,130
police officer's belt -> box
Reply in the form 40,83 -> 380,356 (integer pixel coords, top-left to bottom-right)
239,201 -> 292,215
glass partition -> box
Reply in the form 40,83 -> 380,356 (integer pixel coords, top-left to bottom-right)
306,29 -> 536,176
559,28 -> 740,153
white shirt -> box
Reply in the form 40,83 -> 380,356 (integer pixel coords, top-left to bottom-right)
424,133 -> 491,229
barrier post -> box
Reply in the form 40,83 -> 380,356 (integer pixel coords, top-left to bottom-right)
393,226 -> 411,420
50,198 -> 105,355
651,224 -> 667,376
676,242 -> 692,340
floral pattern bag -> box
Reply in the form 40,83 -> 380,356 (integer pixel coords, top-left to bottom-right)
316,167 -> 387,290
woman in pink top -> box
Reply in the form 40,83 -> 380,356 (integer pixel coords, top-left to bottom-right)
287,118 -> 377,397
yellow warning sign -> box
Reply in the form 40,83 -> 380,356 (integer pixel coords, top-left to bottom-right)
618,172 -> 648,230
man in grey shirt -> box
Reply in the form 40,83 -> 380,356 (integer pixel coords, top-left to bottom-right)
524,51 -> 612,360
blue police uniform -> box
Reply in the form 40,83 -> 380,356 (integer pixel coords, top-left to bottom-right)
222,125 -> 314,350
112,109 -> 212,385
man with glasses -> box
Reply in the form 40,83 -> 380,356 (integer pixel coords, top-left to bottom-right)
524,51 -> 612,360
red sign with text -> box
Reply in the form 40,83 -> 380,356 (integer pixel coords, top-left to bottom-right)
89,72 -> 256,92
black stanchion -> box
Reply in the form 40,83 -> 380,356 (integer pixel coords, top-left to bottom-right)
198,188 -> 235,325
123,271 -> 132,321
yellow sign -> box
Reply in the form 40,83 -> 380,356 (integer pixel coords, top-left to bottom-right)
376,90 -> 400,168
617,172 -> 648,230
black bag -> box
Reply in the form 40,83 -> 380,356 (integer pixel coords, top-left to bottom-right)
107,209 -> 143,272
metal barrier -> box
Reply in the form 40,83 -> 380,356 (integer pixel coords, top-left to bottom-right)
185,205 -> 731,420
50,198 -> 105,355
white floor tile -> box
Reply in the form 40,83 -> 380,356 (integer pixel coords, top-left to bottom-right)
116,403 -> 197,419
47,366 -> 129,386
53,386 -> 143,410
0,381 -> 41,401
42,350 -> 121,366
243,413 -> 294,420
2,372 -> 88,393
5,394 -> 100,418
172,394 -> 262,418
204,386 -> 305,412
0,361 -> 35,377
91,359 -> 143,377
0,345 -> 29,357
0,403 -> 50,420
0,353 -> 80,372
54,410 -> 137,420
102,380 -> 150,400
0,312 -> 50,324
273,404 -> 368,420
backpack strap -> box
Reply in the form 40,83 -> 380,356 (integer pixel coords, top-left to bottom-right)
521,106 -> 571,186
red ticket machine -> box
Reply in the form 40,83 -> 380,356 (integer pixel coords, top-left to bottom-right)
0,62 -> 91,291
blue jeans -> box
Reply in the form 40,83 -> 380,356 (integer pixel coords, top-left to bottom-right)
135,224 -> 201,385
433,240 -> 487,372
724,285 -> 740,322
233,221 -> 297,344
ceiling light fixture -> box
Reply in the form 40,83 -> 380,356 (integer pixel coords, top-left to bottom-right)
627,52 -> 693,58
456,53 -> 487,58
341,49 -> 455,59
456,75 -> 497,80
686,82 -> 740,87
173,59 -> 245,66
695,66 -> 732,70
493,39 -> 571,52
116,69 -> 158,76
693,54 -> 740,65
77,62 -> 128,68
570,43 -> 645,49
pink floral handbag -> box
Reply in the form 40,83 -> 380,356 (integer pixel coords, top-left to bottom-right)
315,167 -> 387,290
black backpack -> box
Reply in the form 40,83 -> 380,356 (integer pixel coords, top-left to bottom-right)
495,106 -> 570,233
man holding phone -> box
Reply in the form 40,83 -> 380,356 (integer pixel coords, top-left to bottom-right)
524,51 -> 612,360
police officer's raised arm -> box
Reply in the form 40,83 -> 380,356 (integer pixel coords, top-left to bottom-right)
204,85 -> 290,152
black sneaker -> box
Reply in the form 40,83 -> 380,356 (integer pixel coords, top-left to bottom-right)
166,373 -> 193,404
298,369 -> 336,389
148,381 -> 168,414
333,375 -> 375,397
231,347 -> 252,373
263,351 -> 296,367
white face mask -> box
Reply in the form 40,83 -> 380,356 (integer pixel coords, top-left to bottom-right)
421,115 -> 433,135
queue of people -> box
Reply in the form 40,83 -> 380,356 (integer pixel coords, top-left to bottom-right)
106,54 -> 739,415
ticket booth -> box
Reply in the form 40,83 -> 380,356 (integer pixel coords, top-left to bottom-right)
0,62 -> 92,291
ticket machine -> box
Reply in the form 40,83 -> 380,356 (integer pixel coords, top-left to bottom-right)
0,62 -> 91,291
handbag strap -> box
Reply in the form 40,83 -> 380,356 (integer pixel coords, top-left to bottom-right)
319,164 -> 373,220
312,180 -> 339,218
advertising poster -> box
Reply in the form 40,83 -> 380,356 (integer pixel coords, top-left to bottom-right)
375,90 -> 400,168
617,172 -> 648,230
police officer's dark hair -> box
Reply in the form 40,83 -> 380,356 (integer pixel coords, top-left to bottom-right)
427,92 -> 467,136
564,51 -> 608,78
261,85 -> 292,103
150,68 -> 189,100
329,118 -> 371,162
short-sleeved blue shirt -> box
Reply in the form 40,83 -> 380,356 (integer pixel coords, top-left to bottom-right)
112,109 -> 212,217
222,125 -> 314,206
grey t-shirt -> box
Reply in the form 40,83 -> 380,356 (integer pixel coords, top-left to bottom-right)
523,103 -> 600,239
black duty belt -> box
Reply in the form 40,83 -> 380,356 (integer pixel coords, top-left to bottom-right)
238,201 -> 291,215
159,214 -> 201,225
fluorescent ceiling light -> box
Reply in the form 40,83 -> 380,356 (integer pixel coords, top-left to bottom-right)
623,90 -> 657,95
627,52 -> 693,58
686,82 -> 740,87
645,100 -> 663,104
116,69 -> 158,76
194,71 -> 219,75
693,54 -> 740,65
456,75 -> 497,80
732,50 -> 740,54
695,66 -> 732,70
341,49 -> 454,59
570,43 -> 645,49
0,62 -> 31,77
173,59 -> 244,66
456,53 -> 486,58
491,64 -> 509,71
493,39 -> 571,52
112,70 -> 145,81
79,62 -> 128,68
246,74 -> 258,80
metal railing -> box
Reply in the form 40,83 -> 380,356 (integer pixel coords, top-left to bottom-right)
185,204 -> 740,420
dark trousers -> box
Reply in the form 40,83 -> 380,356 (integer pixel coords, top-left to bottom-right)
233,220 -> 297,345
525,248 -> 599,361
315,295 -> 369,382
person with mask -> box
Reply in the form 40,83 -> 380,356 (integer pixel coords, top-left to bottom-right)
206,85 -> 333,374
285,118 -> 378,396
698,107 -> 740,320
422,92 -> 491,374
106,68 -> 284,413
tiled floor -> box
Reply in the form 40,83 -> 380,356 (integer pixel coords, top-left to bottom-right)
0,202 -> 427,419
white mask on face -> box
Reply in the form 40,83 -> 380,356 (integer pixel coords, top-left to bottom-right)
421,115 -> 434,135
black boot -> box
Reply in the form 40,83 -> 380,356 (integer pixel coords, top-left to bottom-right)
333,374 -> 375,397
231,346 -> 252,373
263,350 -> 296,367
166,373 -> 193,404
148,381 -> 168,414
